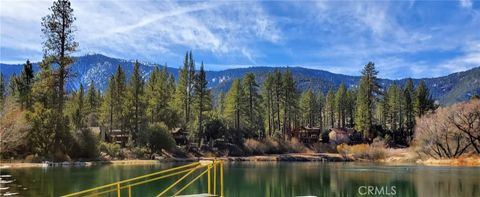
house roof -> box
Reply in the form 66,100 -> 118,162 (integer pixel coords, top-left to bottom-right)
329,128 -> 355,135
171,128 -> 186,134
294,126 -> 321,133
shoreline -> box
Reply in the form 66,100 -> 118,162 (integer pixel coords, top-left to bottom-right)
2,153 -> 479,169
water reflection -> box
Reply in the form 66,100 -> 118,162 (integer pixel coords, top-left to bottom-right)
4,162 -> 480,196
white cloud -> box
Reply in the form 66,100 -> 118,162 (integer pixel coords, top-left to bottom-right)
460,0 -> 473,8
0,0 -> 282,64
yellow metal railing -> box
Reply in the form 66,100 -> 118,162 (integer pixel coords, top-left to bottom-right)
61,160 -> 224,197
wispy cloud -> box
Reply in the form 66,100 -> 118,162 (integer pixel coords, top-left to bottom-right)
460,0 -> 473,8
0,0 -> 281,65
1,0 -> 479,79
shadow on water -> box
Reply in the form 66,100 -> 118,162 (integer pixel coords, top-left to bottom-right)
3,162 -> 480,196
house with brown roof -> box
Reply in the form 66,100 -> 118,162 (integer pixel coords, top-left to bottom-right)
292,126 -> 321,143
171,128 -> 188,145
328,128 -> 358,144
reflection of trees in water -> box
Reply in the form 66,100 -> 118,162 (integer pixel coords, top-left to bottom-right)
413,168 -> 479,197
224,162 -> 333,196
6,163 -> 480,196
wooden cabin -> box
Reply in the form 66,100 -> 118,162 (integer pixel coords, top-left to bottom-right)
328,128 -> 356,144
291,126 -> 321,143
106,129 -> 130,146
171,128 -> 188,145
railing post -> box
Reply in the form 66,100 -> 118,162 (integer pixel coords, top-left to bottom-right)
213,161 -> 217,195
128,185 -> 132,197
208,163 -> 211,194
220,161 -> 224,197
117,183 -> 121,197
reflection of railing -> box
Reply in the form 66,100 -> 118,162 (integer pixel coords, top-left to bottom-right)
61,160 -> 224,197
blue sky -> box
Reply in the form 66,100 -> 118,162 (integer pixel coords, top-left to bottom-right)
1,0 -> 480,79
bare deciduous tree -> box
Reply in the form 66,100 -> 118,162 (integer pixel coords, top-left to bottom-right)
448,100 -> 480,153
414,100 -> 480,158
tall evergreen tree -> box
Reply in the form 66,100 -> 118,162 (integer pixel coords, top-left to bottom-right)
70,84 -> 85,129
174,52 -> 196,128
404,79 -> 415,137
243,73 -> 262,132
282,70 -> 297,134
414,80 -> 433,117
355,62 -> 381,139
16,60 -> 35,109
27,59 -> 58,156
8,74 -> 18,97
86,80 -> 99,114
100,65 -> 127,132
345,90 -> 356,127
335,83 -> 347,128
299,89 -> 316,127
273,70 -> 283,133
262,73 -> 275,136
225,79 -> 245,129
193,62 -> 211,145
325,89 -> 335,128
41,0 -> 78,154
386,84 -> 399,131
101,75 -> 116,132
85,80 -> 100,127
126,61 -> 146,143
316,92 -> 325,130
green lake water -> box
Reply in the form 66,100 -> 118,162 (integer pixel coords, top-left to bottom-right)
1,162 -> 479,197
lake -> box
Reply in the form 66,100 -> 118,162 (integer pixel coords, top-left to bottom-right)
1,162 -> 479,196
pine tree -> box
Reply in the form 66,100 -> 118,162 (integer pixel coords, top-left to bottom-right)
386,84 -> 399,131
85,80 -> 99,127
262,73 -> 274,136
27,59 -> 58,155
126,61 -> 146,143
115,65 -> 128,130
86,80 -> 98,113
145,66 -> 161,123
70,84 -> 85,129
316,92 -> 325,130
414,80 -> 433,117
101,65 -> 127,132
273,70 -> 283,133
355,62 -> 381,139
101,75 -> 116,132
193,62 -> 211,145
216,91 -> 226,118
299,89 -> 316,127
404,79 -> 415,137
282,70 -> 297,135
16,60 -> 35,109
325,89 -> 335,128
225,79 -> 245,129
242,73 -> 262,132
41,0 -> 78,154
174,52 -> 195,127
345,90 -> 356,128
8,74 -> 18,97
335,83 -> 347,128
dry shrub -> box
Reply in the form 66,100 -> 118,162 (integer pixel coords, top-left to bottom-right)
336,144 -> 349,158
281,138 -> 308,153
264,137 -> 282,153
243,138 -> 309,155
0,99 -> 29,157
312,143 -> 337,153
336,143 -> 386,160
243,139 -> 268,155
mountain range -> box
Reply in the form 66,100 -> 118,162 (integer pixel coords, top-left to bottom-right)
1,54 -> 479,105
